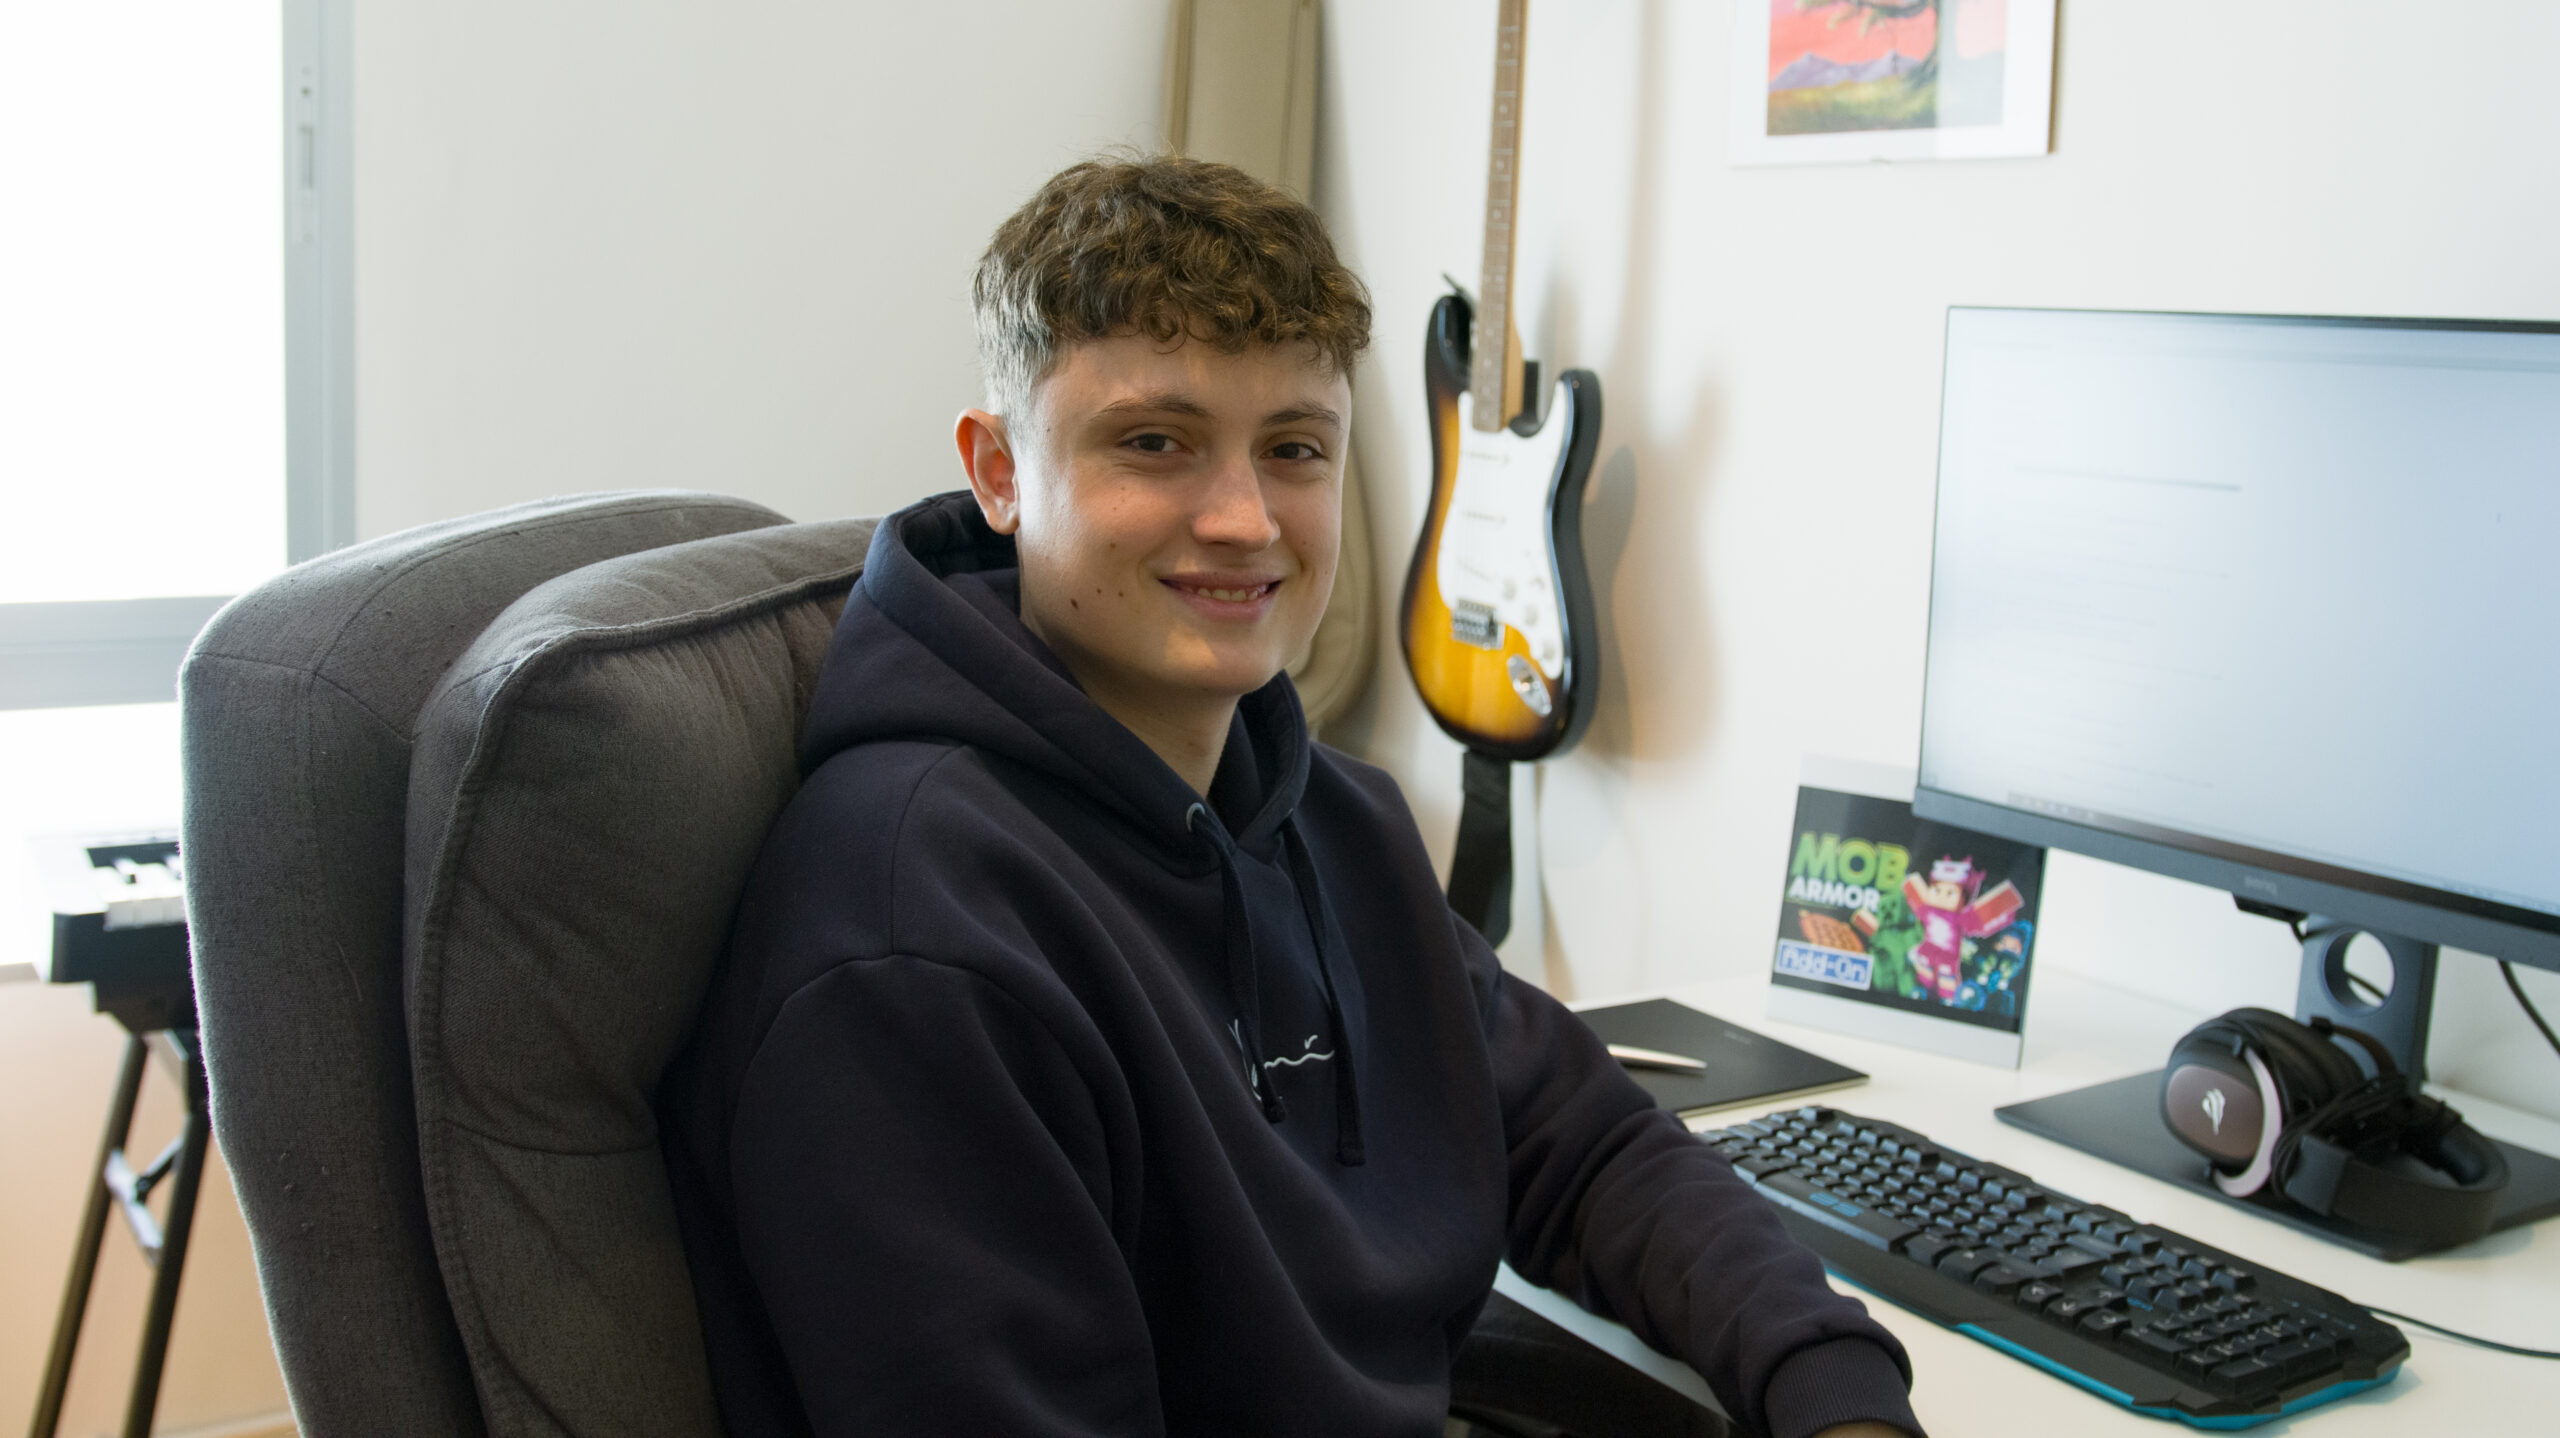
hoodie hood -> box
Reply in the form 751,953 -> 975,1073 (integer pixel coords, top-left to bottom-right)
804,491 -> 1360,1161
801,491 -> 1311,866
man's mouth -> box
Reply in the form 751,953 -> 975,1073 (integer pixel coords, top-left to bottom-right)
1166,577 -> 1281,604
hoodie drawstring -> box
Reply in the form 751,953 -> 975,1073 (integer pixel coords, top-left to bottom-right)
1187,803 -> 1364,1164
1190,804 -> 1287,1124
1281,823 -> 1365,1167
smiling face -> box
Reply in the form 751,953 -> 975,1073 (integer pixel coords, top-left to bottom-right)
956,332 -> 1349,783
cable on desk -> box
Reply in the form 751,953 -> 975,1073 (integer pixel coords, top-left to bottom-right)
2501,961 -> 2560,1064
2362,1306 -> 2560,1360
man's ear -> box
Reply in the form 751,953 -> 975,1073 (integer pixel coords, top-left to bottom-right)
955,408 -> 1022,534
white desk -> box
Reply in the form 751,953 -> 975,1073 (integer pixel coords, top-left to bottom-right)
1528,967 -> 2560,1434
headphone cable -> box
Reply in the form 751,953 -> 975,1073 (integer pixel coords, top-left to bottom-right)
2359,1305 -> 2560,1361
2501,961 -> 2560,1063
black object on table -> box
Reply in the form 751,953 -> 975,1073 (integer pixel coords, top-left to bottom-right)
29,837 -> 206,1438
1704,1103 -> 2408,1427
1996,1069 -> 2560,1263
1577,997 -> 1866,1118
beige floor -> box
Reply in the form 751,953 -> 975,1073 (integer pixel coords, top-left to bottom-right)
1,977 -> 293,1437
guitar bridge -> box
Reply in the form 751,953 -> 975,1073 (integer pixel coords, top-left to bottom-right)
1449,600 -> 1501,651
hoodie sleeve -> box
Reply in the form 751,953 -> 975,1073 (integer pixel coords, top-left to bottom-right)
1479,929 -> 1925,1438
725,953 -> 1163,1438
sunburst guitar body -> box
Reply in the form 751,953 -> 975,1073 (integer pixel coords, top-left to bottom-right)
1400,289 -> 1602,761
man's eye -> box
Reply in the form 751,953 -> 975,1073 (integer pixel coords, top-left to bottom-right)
1270,441 -> 1323,462
1128,432 -> 1177,454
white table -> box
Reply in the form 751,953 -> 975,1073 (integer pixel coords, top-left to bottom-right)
1511,967 -> 2560,1433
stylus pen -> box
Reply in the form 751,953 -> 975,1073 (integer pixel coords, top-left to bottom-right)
1607,1043 -> 1707,1074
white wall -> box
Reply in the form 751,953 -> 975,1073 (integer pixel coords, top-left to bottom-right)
341,0 -> 2560,1121
1313,0 -> 2560,1118
352,0 -> 1170,538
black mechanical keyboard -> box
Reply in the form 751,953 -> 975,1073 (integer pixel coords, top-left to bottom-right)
1700,1106 -> 2408,1428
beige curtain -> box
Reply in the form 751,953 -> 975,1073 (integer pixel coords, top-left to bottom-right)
1164,0 -> 1376,735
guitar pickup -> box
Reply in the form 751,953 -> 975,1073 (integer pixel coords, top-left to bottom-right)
1449,600 -> 1502,651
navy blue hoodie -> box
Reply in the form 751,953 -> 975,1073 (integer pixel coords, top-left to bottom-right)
662,493 -> 1920,1437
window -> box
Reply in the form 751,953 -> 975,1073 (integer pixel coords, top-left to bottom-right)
0,0 -> 349,711
1,3 -> 349,966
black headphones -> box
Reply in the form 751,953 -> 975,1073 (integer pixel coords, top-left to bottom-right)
2160,1007 -> 2509,1248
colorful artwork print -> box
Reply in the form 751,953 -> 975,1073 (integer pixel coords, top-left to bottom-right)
1765,0 -> 2009,137
1770,785 -> 2045,1033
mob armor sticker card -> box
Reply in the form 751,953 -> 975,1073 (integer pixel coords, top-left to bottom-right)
1765,758 -> 2046,1067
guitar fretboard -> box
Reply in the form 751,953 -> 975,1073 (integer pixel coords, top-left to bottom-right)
1469,0 -> 1528,433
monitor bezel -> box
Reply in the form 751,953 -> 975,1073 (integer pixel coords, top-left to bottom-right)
1916,304 -> 2560,972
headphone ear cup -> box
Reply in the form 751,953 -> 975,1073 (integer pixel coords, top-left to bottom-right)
2162,1017 -> 2270,1174
2162,1009 -> 2326,1198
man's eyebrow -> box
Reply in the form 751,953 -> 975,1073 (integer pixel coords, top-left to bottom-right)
1092,391 -> 1213,421
1088,393 -> 1343,430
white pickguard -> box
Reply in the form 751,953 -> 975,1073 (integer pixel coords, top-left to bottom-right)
1434,376 -> 1575,679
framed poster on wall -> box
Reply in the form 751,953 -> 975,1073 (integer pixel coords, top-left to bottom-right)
1732,0 -> 2056,165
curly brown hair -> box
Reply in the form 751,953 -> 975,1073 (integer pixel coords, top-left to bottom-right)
972,154 -> 1372,418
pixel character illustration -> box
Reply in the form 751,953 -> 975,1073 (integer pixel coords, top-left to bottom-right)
1900,856 -> 2024,1002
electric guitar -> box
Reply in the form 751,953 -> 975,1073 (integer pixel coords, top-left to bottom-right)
1400,0 -> 1601,763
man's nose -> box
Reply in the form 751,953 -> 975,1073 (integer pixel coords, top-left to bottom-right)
1194,449 -> 1280,549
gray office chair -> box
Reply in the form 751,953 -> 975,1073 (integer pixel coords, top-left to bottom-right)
183,493 -> 1726,1438
181,491 -> 816,1433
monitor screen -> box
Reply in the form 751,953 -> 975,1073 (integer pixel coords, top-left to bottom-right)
1915,307 -> 2560,967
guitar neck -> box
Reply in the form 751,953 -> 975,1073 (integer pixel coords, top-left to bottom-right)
1468,0 -> 1528,434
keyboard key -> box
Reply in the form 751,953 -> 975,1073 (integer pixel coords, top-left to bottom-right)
2014,1281 -> 2064,1311
2078,1310 -> 2131,1339
2262,1335 -> 2341,1381
1936,1248 -> 2001,1282
2126,1327 -> 2191,1361
2039,1250 -> 2102,1281
1902,1234 -> 1956,1268
2066,1232 -> 2121,1261
2044,1295 -> 2101,1323
1973,1263 -> 2035,1297
2211,1356 -> 2275,1389
1731,1153 -> 1795,1182
2213,1266 -> 2256,1293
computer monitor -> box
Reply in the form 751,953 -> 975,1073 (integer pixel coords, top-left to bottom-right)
1914,306 -> 2560,1251
1914,306 -> 2560,1070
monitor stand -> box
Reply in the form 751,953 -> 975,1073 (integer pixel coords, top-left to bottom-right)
1996,916 -> 2560,1261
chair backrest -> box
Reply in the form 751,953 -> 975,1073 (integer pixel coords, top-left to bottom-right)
402,515 -> 871,1434
180,492 -> 793,1436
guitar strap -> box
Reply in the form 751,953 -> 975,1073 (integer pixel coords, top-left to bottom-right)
1447,750 -> 1513,946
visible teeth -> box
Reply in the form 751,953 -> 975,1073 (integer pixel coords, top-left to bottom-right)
1199,586 -> 1265,602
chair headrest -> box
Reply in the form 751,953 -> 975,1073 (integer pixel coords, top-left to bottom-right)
404,515 -> 873,1433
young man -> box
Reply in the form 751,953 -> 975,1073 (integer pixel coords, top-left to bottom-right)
663,157 -> 1921,1438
